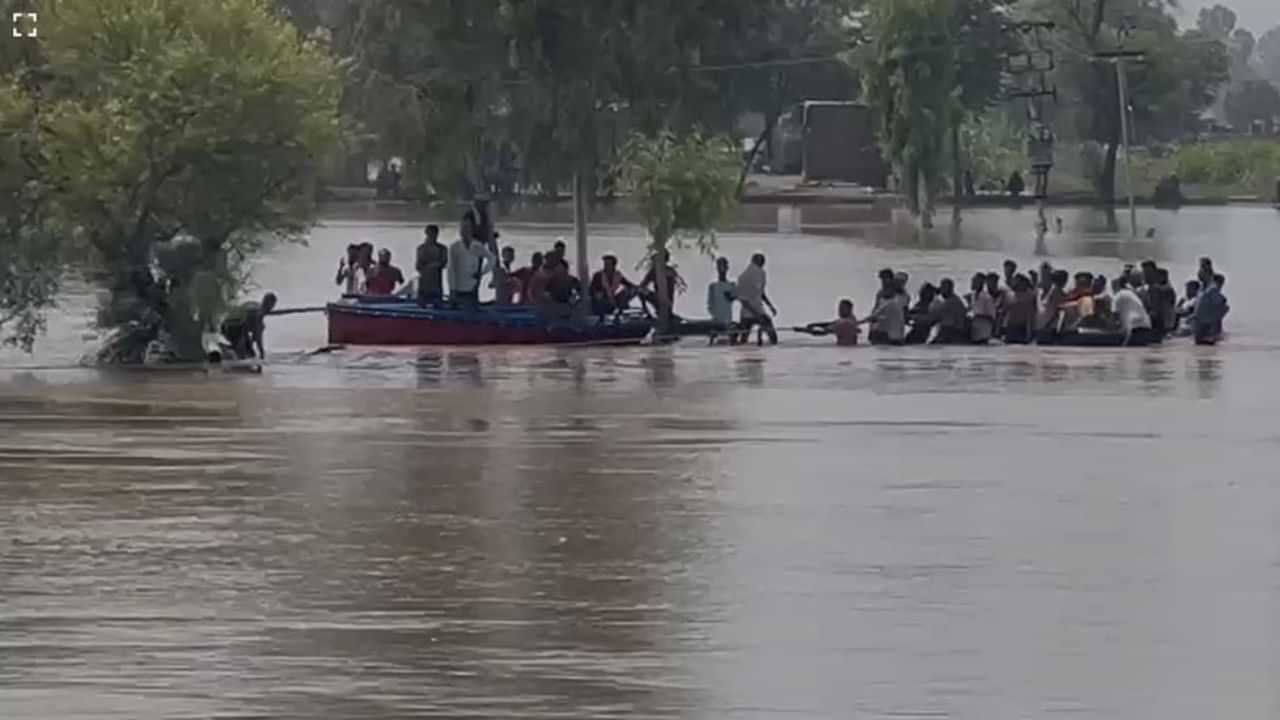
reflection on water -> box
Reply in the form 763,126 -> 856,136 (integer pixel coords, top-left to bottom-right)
4,208 -> 1280,719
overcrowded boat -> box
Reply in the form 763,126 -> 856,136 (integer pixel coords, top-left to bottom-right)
217,203 -> 1232,357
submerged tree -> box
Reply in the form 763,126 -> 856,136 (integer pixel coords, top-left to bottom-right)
619,132 -> 739,331
29,0 -> 340,362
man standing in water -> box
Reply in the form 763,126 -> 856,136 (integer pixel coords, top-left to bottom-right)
220,292 -> 277,361
736,253 -> 778,345
415,224 -> 448,305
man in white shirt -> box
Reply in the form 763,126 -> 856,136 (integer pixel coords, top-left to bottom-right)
735,253 -> 778,345
1112,276 -> 1153,341
448,213 -> 493,308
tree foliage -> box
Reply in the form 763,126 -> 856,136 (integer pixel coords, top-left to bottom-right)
1175,139 -> 1280,190
340,0 -> 866,201
1258,26 -> 1280,88
860,0 -> 1011,225
618,131 -> 739,326
0,82 -> 61,352
1224,79 -> 1280,130
11,0 -> 341,361
1039,0 -> 1228,202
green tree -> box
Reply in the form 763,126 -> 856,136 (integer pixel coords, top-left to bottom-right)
1225,79 -> 1280,130
861,0 -> 1010,228
618,132 -> 739,330
28,0 -> 340,362
1258,26 -> 1280,87
0,82 -> 61,352
1041,0 -> 1228,203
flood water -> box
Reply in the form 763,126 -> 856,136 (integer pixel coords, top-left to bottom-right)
3,206 -> 1280,718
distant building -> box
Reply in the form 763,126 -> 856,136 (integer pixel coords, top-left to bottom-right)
771,102 -> 888,188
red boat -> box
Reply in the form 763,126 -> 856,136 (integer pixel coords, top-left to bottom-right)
326,300 -> 654,346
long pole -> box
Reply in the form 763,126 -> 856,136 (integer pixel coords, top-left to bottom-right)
572,171 -> 589,297
1116,58 -> 1137,239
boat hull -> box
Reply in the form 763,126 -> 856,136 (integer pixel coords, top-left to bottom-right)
326,302 -> 652,346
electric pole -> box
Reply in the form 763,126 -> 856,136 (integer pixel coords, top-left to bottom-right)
1004,21 -> 1057,246
1095,22 -> 1144,239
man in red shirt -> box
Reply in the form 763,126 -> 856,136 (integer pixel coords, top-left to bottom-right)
366,248 -> 405,296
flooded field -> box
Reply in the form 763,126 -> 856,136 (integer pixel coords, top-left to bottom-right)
3,206 -> 1280,718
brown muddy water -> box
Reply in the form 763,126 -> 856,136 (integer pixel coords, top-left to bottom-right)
3,206 -> 1280,719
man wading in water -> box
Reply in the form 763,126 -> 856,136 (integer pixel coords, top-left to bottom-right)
221,292 -> 277,361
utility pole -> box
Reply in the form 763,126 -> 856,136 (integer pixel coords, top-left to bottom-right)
1005,21 -> 1057,248
1096,20 -> 1145,240
1116,57 -> 1137,239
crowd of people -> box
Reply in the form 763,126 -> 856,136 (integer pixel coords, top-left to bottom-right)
810,256 -> 1230,348
334,206 -> 784,343
331,204 -> 1231,349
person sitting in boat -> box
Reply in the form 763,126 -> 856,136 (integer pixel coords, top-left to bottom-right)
1002,260 -> 1018,291
520,252 -> 547,306
986,273 -> 1005,330
415,224 -> 448,306
969,273 -> 997,344
1175,279 -> 1201,334
706,256 -> 737,344
1192,273 -> 1229,345
734,252 -> 778,346
930,278 -> 969,345
905,282 -> 938,344
551,240 -> 570,269
1197,257 -> 1216,290
1037,270 -> 1070,336
541,256 -> 580,321
1003,274 -> 1038,344
448,211 -> 494,309
1112,276 -> 1155,343
589,254 -> 638,318
638,249 -> 686,318
366,248 -> 405,296
1148,268 -> 1178,336
491,246 -> 521,305
1076,275 -> 1114,331
336,242 -> 373,295
221,292 -> 277,361
1056,272 -> 1094,332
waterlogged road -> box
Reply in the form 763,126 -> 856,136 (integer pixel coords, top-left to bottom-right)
2,207 -> 1280,718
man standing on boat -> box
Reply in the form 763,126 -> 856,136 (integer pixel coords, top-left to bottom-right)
448,212 -> 493,309
415,224 -> 448,306
366,248 -> 405,296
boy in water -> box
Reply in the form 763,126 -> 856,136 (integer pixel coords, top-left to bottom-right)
802,299 -> 860,346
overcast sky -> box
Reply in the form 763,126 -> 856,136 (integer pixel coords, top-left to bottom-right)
1177,0 -> 1279,35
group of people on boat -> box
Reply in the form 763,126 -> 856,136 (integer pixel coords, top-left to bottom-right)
321,202 -> 1231,351
801,256 -> 1229,348
329,206 -> 796,346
